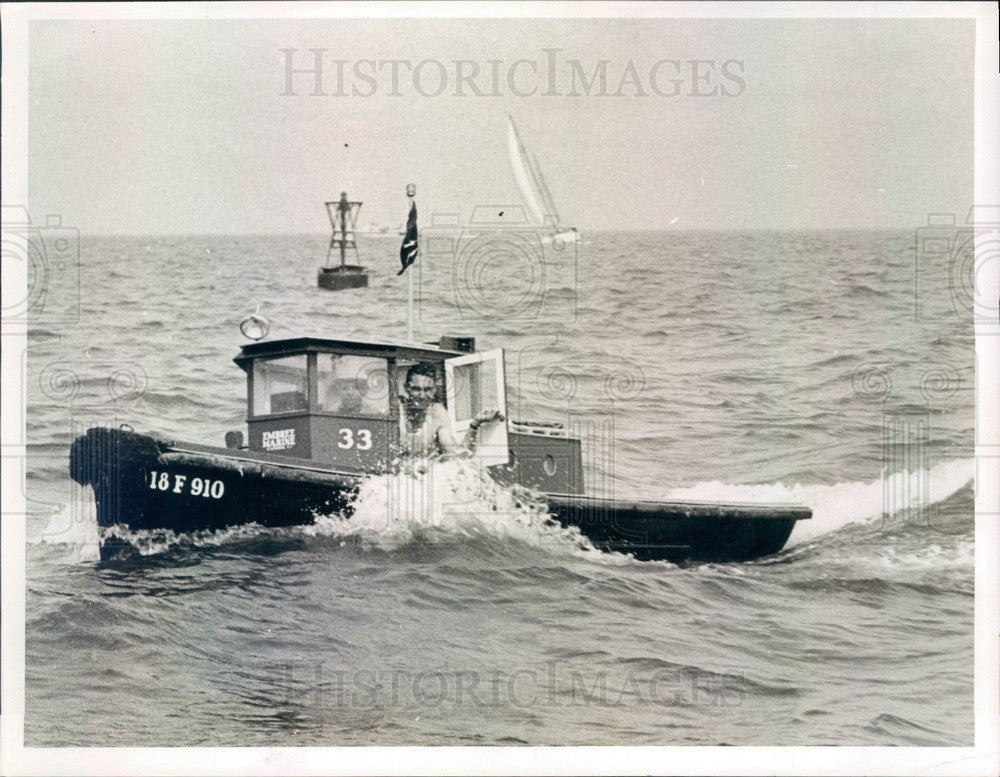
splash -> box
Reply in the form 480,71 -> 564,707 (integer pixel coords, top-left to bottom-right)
874,540 -> 974,575
663,458 -> 974,545
99,521 -> 280,558
38,497 -> 101,563
307,456 -> 621,562
36,494 -> 277,562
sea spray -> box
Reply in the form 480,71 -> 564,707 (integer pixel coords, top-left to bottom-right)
40,494 -> 101,563
309,456 -> 622,562
663,458 -> 973,545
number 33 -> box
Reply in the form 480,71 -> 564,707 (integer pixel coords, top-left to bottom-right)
338,428 -> 372,450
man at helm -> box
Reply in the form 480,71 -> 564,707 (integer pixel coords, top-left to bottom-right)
398,362 -> 501,458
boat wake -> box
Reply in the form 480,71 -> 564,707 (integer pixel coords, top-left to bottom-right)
662,458 -> 974,545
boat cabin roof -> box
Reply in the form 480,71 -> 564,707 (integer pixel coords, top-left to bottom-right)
234,336 -> 475,371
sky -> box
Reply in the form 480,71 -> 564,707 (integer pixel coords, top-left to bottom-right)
27,16 -> 974,234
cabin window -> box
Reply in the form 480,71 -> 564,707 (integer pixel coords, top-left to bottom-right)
449,358 -> 498,424
317,355 -> 389,416
252,355 -> 308,416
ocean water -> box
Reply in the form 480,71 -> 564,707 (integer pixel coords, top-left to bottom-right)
23,230 -> 974,746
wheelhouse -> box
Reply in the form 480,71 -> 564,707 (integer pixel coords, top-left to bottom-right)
233,336 -> 510,472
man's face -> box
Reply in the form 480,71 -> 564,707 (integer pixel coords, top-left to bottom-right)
404,374 -> 436,409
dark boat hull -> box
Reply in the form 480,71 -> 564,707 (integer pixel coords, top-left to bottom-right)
70,427 -> 810,563
545,494 -> 804,562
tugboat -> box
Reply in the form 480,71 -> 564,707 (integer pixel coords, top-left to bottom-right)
317,192 -> 369,290
70,333 -> 811,563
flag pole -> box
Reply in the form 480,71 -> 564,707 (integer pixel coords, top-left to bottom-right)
399,183 -> 418,340
406,184 -> 415,342
407,235 -> 414,342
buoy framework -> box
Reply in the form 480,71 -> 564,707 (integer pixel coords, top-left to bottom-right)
318,191 -> 369,290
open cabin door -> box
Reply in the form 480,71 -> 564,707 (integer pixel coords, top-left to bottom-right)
445,349 -> 509,466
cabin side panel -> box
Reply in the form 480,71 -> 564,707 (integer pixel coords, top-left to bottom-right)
493,432 -> 583,495
309,416 -> 395,473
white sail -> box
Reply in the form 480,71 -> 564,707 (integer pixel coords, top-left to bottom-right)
531,153 -> 561,225
507,116 -> 546,225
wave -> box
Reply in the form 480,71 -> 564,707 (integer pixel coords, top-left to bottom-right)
865,712 -> 961,747
141,390 -> 220,410
810,353 -> 857,369
846,283 -> 889,298
27,327 -> 62,339
785,570 -> 971,598
37,497 -> 102,562
662,458 -> 973,545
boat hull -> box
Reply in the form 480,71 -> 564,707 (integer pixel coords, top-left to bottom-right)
546,494 -> 804,562
70,427 -> 809,563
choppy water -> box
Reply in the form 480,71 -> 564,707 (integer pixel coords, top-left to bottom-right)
24,230 -> 974,746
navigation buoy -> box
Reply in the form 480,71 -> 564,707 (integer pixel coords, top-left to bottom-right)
318,191 -> 369,291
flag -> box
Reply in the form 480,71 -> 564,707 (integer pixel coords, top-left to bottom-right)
397,201 -> 418,275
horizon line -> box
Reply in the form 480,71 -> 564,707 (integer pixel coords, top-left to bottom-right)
68,225 -> 927,238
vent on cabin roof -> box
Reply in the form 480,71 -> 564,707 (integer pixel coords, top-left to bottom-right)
439,336 -> 476,353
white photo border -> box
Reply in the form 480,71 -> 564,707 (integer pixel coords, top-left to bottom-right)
2,2 -> 997,775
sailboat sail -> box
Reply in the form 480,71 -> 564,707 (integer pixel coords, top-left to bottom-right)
507,116 -> 545,225
507,115 -> 578,241
531,153 -> 561,226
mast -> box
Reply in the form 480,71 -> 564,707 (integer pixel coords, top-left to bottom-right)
507,115 -> 545,225
531,153 -> 561,227
518,127 -> 551,220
